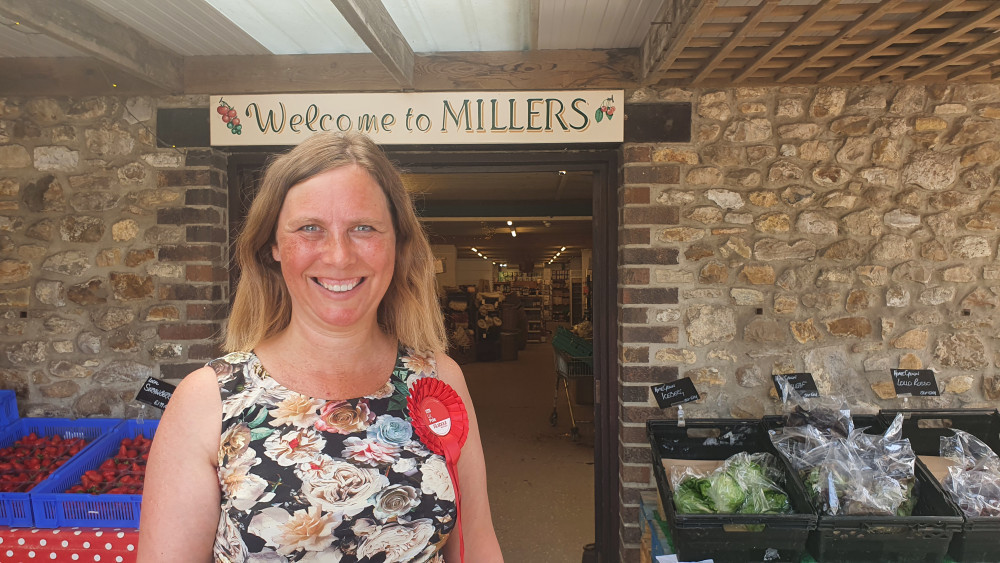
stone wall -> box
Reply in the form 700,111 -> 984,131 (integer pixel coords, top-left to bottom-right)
0,95 -> 228,418
618,83 -> 1000,560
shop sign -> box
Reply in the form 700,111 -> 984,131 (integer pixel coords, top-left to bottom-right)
134,376 -> 176,410
890,369 -> 939,397
651,377 -> 700,409
772,372 -> 819,398
210,91 -> 623,146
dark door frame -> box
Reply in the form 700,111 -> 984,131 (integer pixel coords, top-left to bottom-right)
227,145 -> 621,562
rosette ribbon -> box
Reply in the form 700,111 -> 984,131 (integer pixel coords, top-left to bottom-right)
408,377 -> 470,562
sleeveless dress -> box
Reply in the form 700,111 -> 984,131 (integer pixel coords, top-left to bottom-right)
210,346 -> 455,563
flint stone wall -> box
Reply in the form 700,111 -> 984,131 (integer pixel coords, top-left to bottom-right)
0,95 -> 228,418
618,83 -> 1000,559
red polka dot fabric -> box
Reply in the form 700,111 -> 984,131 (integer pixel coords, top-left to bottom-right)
0,527 -> 138,562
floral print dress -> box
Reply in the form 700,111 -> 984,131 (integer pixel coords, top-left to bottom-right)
211,346 -> 455,563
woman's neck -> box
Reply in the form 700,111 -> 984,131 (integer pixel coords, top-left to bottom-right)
254,319 -> 397,399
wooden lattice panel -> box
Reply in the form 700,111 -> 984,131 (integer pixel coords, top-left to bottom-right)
645,0 -> 1000,85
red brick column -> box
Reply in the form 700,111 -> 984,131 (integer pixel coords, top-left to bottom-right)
151,152 -> 228,381
618,145 -> 682,561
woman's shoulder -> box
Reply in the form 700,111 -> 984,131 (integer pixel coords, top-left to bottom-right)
430,351 -> 467,394
206,351 -> 257,372
206,351 -> 258,382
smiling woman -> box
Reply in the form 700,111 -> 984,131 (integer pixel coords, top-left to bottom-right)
137,132 -> 503,563
269,165 -> 397,332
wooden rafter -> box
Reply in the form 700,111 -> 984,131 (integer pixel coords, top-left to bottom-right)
693,0 -> 777,85
863,2 -> 1000,81
948,45 -> 1000,81
734,0 -> 840,82
913,29 -> 1000,80
819,0 -> 964,82
329,0 -> 414,89
529,0 -> 540,52
0,0 -> 182,93
177,50 -> 638,96
777,0 -> 906,82
639,0 -> 718,84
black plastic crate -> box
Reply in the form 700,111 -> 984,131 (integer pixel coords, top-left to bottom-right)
879,409 -> 1000,563
764,414 -> 964,562
647,419 -> 816,563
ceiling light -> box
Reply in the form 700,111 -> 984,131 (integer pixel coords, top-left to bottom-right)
506,220 -> 513,226
561,246 -> 567,251
558,170 -> 567,176
510,229 -> 516,237
471,247 -> 477,252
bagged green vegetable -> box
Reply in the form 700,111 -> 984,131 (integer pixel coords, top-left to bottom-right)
673,477 -> 715,514
670,452 -> 792,515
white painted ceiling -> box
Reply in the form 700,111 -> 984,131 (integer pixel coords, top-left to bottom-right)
0,0 -> 664,58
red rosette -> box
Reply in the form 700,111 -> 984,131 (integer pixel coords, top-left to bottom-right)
408,377 -> 469,453
408,377 -> 469,562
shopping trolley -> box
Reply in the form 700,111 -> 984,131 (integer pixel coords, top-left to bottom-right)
550,327 -> 593,440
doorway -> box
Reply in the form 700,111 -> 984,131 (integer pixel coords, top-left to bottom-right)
228,145 -> 620,562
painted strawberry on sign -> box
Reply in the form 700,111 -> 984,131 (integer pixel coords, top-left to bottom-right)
595,95 -> 616,122
216,98 -> 243,135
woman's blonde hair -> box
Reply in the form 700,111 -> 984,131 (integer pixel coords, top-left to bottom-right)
224,132 -> 446,354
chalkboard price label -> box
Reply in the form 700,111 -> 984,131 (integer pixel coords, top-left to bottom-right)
134,376 -> 177,410
651,378 -> 700,409
891,369 -> 939,397
773,373 -> 819,399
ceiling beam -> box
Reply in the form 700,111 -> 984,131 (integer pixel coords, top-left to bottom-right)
914,29 -> 1000,81
0,0 -> 182,93
862,2 -> 1000,81
819,0 -> 963,83
529,0 -> 540,51
693,0 -> 777,85
329,0 -> 414,89
734,0 -> 840,82
184,50 -> 637,94
949,50 -> 1000,81
777,0 -> 906,82
0,57 -> 166,97
639,0 -> 718,85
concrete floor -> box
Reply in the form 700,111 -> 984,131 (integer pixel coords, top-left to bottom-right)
463,342 -> 596,563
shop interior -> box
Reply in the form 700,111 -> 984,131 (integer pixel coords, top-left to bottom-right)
408,169 -> 597,562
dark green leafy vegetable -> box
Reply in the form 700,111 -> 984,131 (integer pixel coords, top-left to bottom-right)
673,477 -> 715,514
708,472 -> 745,513
672,453 -> 793,515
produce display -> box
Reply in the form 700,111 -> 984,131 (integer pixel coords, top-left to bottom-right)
940,429 -> 1000,517
670,452 -> 792,514
769,403 -> 918,516
65,435 -> 150,495
0,433 -> 87,492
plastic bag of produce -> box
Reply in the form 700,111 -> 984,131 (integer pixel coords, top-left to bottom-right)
770,404 -> 917,516
670,452 -> 791,515
940,429 -> 1000,517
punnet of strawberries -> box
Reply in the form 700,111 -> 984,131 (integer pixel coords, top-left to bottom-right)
65,435 -> 151,495
0,432 -> 88,493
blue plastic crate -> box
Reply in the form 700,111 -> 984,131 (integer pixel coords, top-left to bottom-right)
31,419 -> 157,528
0,417 -> 122,527
0,390 -> 18,429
